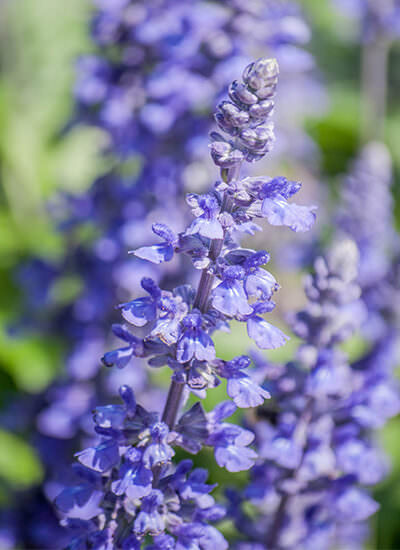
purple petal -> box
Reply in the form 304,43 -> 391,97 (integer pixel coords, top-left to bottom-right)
262,197 -> 316,232
75,440 -> 120,472
133,243 -> 174,264
111,465 -> 153,500
227,377 -> 270,408
102,346 -> 133,369
211,401 -> 237,423
55,486 -> 103,520
152,223 -> 176,243
195,332 -> 216,362
177,333 -> 216,363
334,488 -> 379,522
212,281 -> 252,317
143,442 -> 174,468
215,445 -> 257,472
247,316 -> 289,349
176,336 -> 197,363
245,269 -> 278,300
186,218 -> 224,240
119,297 -> 156,327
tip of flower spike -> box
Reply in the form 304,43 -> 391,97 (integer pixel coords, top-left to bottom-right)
212,57 -> 279,167
242,58 -> 279,91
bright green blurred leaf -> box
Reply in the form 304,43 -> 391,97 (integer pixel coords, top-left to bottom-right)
0,323 -> 62,392
0,429 -> 43,487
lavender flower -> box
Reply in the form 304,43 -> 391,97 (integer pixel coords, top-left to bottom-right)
55,57 -> 316,548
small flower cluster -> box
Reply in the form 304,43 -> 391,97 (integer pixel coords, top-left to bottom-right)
55,57 -> 316,549
56,385 -> 229,550
228,239 -> 400,549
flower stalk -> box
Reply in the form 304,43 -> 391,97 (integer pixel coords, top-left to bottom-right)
54,57 -> 316,549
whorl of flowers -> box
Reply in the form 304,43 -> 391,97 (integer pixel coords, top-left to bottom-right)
228,239 -> 400,549
55,57 -> 316,549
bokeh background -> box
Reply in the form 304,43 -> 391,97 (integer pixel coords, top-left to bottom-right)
0,1 -> 400,548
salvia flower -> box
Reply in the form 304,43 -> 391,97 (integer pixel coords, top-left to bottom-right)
56,57 -> 316,548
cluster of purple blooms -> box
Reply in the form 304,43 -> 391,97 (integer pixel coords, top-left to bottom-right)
54,56 -> 316,549
228,238 -> 400,549
4,2 -> 320,547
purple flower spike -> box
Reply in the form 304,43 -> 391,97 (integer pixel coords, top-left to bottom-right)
232,233 -> 400,548
53,53 -> 316,550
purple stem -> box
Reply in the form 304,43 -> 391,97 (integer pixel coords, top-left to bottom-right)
160,163 -> 242,433
161,379 -> 185,429
193,165 -> 239,311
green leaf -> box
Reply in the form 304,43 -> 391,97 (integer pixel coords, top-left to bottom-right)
0,430 -> 43,488
0,321 -> 63,392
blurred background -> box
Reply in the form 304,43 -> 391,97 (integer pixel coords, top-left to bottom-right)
0,1 -> 400,548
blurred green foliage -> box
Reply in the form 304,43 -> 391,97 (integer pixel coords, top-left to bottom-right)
0,429 -> 43,489
0,1 -> 399,548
